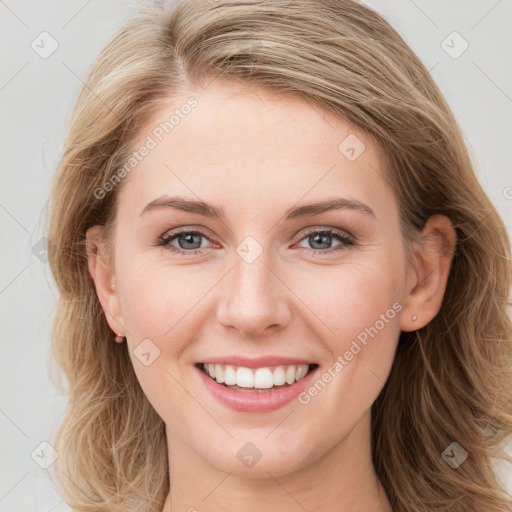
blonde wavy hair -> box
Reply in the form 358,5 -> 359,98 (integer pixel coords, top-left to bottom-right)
47,0 -> 512,510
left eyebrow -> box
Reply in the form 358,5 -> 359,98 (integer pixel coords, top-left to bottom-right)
139,195 -> 376,219
284,197 -> 376,219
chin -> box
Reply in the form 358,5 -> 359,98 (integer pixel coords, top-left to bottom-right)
195,434 -> 322,479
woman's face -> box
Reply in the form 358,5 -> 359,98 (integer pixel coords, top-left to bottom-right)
91,80 -> 430,477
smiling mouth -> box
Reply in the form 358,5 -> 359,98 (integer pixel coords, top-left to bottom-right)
196,362 -> 319,392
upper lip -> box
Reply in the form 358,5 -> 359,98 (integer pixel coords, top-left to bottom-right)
199,356 -> 316,368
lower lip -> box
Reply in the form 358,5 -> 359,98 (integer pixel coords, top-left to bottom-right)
196,365 -> 318,413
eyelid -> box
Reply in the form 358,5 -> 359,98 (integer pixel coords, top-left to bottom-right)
294,226 -> 354,243
160,225 -> 216,241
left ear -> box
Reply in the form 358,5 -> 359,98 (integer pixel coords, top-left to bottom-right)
400,214 -> 457,332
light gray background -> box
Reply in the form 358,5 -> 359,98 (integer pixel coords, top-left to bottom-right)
1,1 -> 511,511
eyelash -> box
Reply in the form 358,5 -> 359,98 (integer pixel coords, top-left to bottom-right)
155,227 -> 355,256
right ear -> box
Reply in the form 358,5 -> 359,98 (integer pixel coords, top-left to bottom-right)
86,225 -> 126,338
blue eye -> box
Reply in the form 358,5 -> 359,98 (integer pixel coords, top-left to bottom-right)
296,228 -> 354,254
156,227 -> 354,255
158,230 -> 210,254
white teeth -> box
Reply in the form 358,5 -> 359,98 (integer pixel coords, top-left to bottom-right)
236,367 -> 254,387
273,366 -> 286,386
254,368 -> 274,389
224,365 -> 237,385
214,364 -> 224,384
296,365 -> 308,380
285,365 -> 296,385
202,363 -> 311,389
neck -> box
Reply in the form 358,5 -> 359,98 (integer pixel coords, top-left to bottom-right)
162,410 -> 392,512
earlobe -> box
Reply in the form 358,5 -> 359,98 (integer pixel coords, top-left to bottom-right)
86,225 -> 126,337
400,215 -> 456,332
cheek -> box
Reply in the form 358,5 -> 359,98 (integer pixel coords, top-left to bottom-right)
115,258 -> 223,412
292,258 -> 403,340
117,255 -> 215,339
291,259 -> 403,413
117,263 -> 197,420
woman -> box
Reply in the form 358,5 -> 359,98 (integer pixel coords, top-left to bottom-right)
47,0 -> 512,510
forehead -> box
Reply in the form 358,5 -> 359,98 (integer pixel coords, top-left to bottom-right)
119,79 -> 392,219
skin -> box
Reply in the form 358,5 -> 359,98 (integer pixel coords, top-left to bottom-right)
87,80 -> 456,512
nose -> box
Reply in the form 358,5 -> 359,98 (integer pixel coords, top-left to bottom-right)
216,251 -> 292,338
